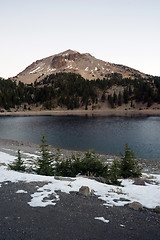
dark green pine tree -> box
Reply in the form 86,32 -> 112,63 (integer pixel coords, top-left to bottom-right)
113,92 -> 117,105
120,143 -> 142,178
8,150 -> 25,172
118,92 -> 122,106
123,88 -> 129,104
109,159 -> 121,185
101,91 -> 106,102
108,94 -> 114,108
35,136 -> 54,176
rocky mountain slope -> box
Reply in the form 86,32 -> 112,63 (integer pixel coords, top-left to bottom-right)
15,49 -> 148,84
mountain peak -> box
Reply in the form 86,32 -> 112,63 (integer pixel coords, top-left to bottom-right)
59,49 -> 79,55
16,50 -> 147,84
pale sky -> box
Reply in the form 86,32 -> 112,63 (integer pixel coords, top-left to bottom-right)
0,0 -> 160,78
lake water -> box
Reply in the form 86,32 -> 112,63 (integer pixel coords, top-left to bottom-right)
0,115 -> 160,161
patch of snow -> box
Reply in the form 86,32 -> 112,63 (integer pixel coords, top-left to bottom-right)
35,151 -> 41,154
0,151 -> 160,209
62,53 -> 69,57
2,148 -> 15,152
16,190 -> 27,194
29,186 -> 59,207
66,65 -> 73,69
120,224 -> 125,227
106,158 -> 114,161
0,152 -> 15,165
121,178 -> 160,209
94,217 -> 109,223
22,152 -> 39,159
47,68 -> 56,72
29,67 -> 41,74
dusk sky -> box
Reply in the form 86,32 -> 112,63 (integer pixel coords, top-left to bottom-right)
0,0 -> 160,78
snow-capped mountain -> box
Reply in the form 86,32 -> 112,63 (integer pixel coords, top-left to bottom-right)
16,49 -> 148,84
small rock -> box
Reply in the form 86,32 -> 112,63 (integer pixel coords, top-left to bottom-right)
154,206 -> 160,213
128,201 -> 143,211
133,179 -> 146,186
79,186 -> 90,196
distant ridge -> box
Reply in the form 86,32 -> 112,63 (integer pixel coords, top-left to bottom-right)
15,49 -> 149,84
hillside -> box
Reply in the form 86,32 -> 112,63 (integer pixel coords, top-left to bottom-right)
14,50 -> 148,84
1,72 -> 160,113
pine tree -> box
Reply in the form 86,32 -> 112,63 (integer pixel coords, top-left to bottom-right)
113,92 -> 117,105
108,94 -> 114,108
109,159 -> 121,185
35,136 -> 54,176
118,92 -> 122,106
120,143 -> 142,178
101,91 -> 106,102
123,88 -> 129,104
8,150 -> 25,172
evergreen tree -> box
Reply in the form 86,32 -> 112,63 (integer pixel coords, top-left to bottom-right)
120,143 -> 142,178
108,94 -> 114,108
113,92 -> 117,105
118,92 -> 122,106
101,91 -> 106,102
80,151 -> 106,177
8,150 -> 25,172
109,159 -> 121,185
123,88 -> 129,104
35,136 -> 54,176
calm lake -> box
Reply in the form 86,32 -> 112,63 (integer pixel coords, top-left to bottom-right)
0,115 -> 160,161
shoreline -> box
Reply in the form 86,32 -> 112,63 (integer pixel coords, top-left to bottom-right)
1,109 -> 160,117
0,138 -> 160,174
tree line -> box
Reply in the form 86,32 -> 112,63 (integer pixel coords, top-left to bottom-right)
9,136 -> 142,186
0,73 -> 160,110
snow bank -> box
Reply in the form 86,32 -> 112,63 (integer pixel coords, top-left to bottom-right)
0,151 -> 160,209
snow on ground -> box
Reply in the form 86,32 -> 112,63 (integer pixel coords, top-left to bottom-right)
0,151 -> 15,165
29,66 -> 41,74
120,224 -> 125,228
94,217 -> 109,223
0,151 -> 160,209
16,190 -> 28,194
21,152 -> 39,159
